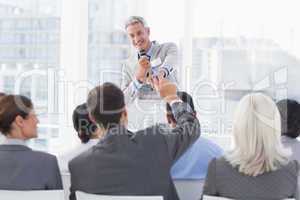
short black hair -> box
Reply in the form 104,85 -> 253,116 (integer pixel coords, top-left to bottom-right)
0,95 -> 33,135
166,91 -> 195,123
276,99 -> 300,138
72,103 -> 97,144
87,82 -> 125,129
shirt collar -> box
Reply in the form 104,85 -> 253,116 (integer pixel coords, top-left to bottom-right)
138,41 -> 155,58
88,138 -> 100,145
281,135 -> 300,145
97,125 -> 133,144
146,41 -> 154,57
2,138 -> 27,146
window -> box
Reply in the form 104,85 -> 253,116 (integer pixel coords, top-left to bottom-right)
88,0 -> 131,86
190,0 -> 300,149
0,0 -> 61,152
1,0 -> 298,151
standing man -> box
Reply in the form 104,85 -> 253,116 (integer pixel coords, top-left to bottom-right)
122,16 -> 179,104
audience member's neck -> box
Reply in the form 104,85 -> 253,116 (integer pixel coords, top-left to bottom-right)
119,115 -> 128,128
91,128 -> 105,139
102,122 -> 127,137
282,134 -> 295,139
6,130 -> 27,140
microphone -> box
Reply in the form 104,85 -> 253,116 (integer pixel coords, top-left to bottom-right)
138,50 -> 151,81
138,50 -> 151,61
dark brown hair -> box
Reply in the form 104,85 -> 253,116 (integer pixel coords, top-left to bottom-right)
277,99 -> 300,138
87,83 -> 125,129
72,103 -> 97,143
166,91 -> 195,123
0,95 -> 33,135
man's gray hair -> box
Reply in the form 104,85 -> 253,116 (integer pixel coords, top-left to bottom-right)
125,16 -> 148,29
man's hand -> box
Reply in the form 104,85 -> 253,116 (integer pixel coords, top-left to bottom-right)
158,70 -> 166,79
153,77 -> 179,103
135,57 -> 150,83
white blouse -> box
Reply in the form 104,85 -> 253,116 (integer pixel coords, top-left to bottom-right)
58,139 -> 99,173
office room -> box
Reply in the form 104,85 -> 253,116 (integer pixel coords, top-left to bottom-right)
0,0 -> 300,199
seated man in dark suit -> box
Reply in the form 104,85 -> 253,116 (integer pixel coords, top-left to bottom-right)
68,78 -> 200,200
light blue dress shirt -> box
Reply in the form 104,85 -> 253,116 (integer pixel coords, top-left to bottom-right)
171,137 -> 223,179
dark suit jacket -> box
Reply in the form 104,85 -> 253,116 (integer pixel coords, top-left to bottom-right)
69,102 -> 200,200
202,157 -> 299,200
0,144 -> 63,190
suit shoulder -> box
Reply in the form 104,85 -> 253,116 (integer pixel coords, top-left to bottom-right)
285,160 -> 299,175
25,151 -> 58,168
133,124 -> 169,143
160,42 -> 178,49
68,149 -> 90,168
215,156 -> 228,164
29,150 -> 57,160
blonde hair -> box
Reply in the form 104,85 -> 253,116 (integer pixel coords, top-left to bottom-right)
225,93 -> 291,176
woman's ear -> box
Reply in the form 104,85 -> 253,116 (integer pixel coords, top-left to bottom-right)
14,115 -> 24,128
120,108 -> 128,126
123,109 -> 128,118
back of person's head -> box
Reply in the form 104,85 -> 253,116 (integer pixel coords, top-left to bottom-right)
166,91 -> 195,124
0,92 -> 5,135
87,82 -> 125,130
0,95 -> 33,135
124,16 -> 148,29
72,103 -> 98,144
226,93 -> 290,176
276,99 -> 300,139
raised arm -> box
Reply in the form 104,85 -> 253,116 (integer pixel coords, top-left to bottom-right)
153,77 -> 200,163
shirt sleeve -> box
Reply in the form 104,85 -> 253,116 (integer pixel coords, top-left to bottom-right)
158,43 -> 178,79
123,78 -> 143,105
121,62 -> 143,105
